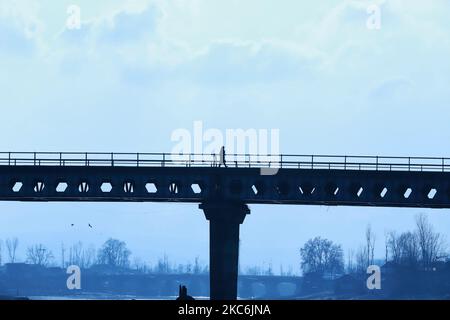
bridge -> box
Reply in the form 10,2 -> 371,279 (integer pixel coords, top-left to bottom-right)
1,151 -> 450,300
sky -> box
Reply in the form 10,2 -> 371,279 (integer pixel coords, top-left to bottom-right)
0,0 -> 450,274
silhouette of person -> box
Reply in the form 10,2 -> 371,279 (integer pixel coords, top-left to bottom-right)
176,285 -> 195,300
219,146 -> 227,168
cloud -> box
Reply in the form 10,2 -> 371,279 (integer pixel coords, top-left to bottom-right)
181,40 -> 321,85
0,20 -> 35,55
96,5 -> 159,44
117,39 -> 323,88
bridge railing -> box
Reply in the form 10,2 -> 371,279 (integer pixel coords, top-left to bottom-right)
0,152 -> 449,172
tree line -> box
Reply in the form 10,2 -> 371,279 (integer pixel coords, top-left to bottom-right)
1,213 -> 447,278
0,238 -> 210,275
299,213 -> 448,279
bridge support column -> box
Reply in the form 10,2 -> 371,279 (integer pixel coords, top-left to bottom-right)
200,202 -> 250,300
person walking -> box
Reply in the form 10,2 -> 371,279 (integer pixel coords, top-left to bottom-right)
219,146 -> 227,168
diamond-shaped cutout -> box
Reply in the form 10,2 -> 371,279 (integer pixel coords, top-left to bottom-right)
78,182 -> 89,193
169,182 -> 180,194
145,183 -> 157,194
300,184 -> 315,195
252,182 -> 265,196
428,188 -> 437,199
326,183 -> 339,196
12,182 -> 23,193
404,188 -> 412,199
56,182 -> 68,193
101,182 -> 112,193
333,187 -> 340,196
357,187 -> 364,197
124,182 -> 134,193
191,183 -> 202,194
34,181 -> 45,193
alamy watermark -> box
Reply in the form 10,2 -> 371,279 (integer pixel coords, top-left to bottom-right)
66,265 -> 81,290
171,121 -> 281,175
366,265 -> 381,290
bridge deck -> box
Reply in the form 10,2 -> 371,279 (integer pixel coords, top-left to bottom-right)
0,152 -> 450,208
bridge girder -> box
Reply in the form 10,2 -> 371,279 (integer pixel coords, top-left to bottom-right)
0,166 -> 449,208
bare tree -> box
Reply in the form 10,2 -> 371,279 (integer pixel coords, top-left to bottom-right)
355,246 -> 368,273
26,244 -> 54,266
61,242 -> 66,268
385,215 -> 446,270
365,224 -> 376,267
384,231 -> 389,264
132,257 -> 149,273
280,264 -> 285,276
67,242 -> 96,268
346,249 -> 355,274
6,237 -> 19,263
387,231 -> 401,264
400,231 -> 420,267
97,238 -> 131,268
155,254 -> 171,274
387,230 -> 422,269
185,261 -> 193,274
68,242 -> 82,267
300,237 -> 344,279
83,245 -> 96,268
415,213 -> 445,268
262,262 -> 274,276
193,256 -> 202,274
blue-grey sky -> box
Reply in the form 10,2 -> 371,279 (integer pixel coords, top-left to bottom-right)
1,0 -> 450,274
